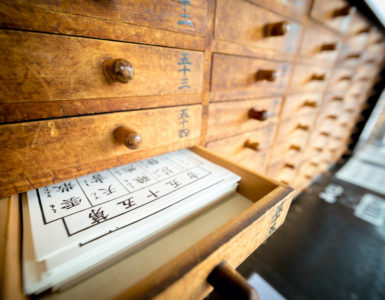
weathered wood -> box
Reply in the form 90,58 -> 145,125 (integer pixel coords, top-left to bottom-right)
281,93 -> 322,121
207,98 -> 282,141
289,63 -> 331,91
0,105 -> 202,198
310,0 -> 354,33
215,0 -> 302,54
211,54 -> 291,101
0,30 -> 204,104
0,0 -> 207,37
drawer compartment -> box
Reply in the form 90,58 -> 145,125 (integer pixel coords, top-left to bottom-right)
215,0 -> 301,53
290,63 -> 330,91
0,105 -> 202,198
281,93 -> 322,120
310,0 -> 354,33
0,0 -> 208,36
206,126 -> 277,174
211,54 -> 291,101
299,24 -> 341,64
1,146 -> 293,299
0,30 -> 204,104
207,98 -> 281,141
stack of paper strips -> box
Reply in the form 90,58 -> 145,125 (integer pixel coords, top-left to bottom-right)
22,149 -> 241,294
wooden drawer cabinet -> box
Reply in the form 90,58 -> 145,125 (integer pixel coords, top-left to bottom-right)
299,24 -> 341,64
211,54 -> 291,101
290,63 -> 330,91
215,0 -> 301,54
0,30 -> 204,122
2,147 -> 293,300
0,105 -> 202,198
310,0 -> 354,33
0,0 -> 208,37
207,98 -> 281,141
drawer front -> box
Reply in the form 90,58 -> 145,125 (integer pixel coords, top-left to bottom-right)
215,0 -> 301,53
276,113 -> 316,145
206,126 -> 277,173
310,0 -> 353,32
290,63 -> 330,91
270,141 -> 304,166
0,105 -> 201,197
281,93 -> 322,120
299,25 -> 341,64
267,160 -> 297,186
211,54 -> 291,101
0,0 -> 208,36
0,30 -> 204,104
207,98 -> 281,141
249,0 -> 310,16
329,67 -> 354,91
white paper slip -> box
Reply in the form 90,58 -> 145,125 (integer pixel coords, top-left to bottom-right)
24,149 -> 241,289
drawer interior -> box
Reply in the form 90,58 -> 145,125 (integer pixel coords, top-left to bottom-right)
2,146 -> 293,299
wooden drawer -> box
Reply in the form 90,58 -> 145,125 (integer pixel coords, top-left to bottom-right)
211,54 -> 291,101
1,147 -> 294,300
276,113 -> 316,146
281,93 -> 322,120
0,0 -> 208,37
290,63 -> 330,91
267,159 -> 297,186
310,0 -> 354,33
249,0 -> 310,17
206,126 -> 277,174
0,105 -> 202,198
207,98 -> 281,141
299,24 -> 341,64
270,141 -> 304,166
0,30 -> 204,121
215,0 -> 301,54
329,67 -> 354,91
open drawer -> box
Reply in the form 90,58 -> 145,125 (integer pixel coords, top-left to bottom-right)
1,146 -> 294,300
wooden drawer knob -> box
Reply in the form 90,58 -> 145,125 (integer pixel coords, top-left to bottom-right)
345,53 -> 361,60
321,132 -> 330,137
338,76 -> 352,81
303,100 -> 317,107
244,140 -> 260,151
103,58 -> 134,83
356,27 -> 370,35
290,145 -> 302,151
284,163 -> 295,169
320,43 -> 337,51
327,115 -> 338,120
263,21 -> 290,37
255,70 -> 277,82
248,108 -> 269,121
331,5 -> 352,18
297,124 -> 309,131
315,147 -> 323,152
311,73 -> 326,81
114,126 -> 142,149
332,97 -> 344,101
207,261 -> 258,300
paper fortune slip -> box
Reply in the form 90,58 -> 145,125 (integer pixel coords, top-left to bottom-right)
23,149 -> 241,294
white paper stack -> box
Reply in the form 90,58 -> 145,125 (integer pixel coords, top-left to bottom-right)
22,149 -> 241,294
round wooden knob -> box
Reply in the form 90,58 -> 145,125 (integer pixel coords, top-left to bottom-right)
103,58 -> 134,83
303,100 -> 317,107
327,115 -> 338,120
311,74 -> 326,81
320,43 -> 337,51
315,147 -> 323,152
255,70 -> 277,82
263,21 -> 290,37
244,140 -> 260,151
248,108 -> 269,121
332,96 -> 344,101
331,5 -> 352,18
284,163 -> 295,169
207,261 -> 258,300
320,132 -> 330,137
114,126 -> 142,149
356,27 -> 370,35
